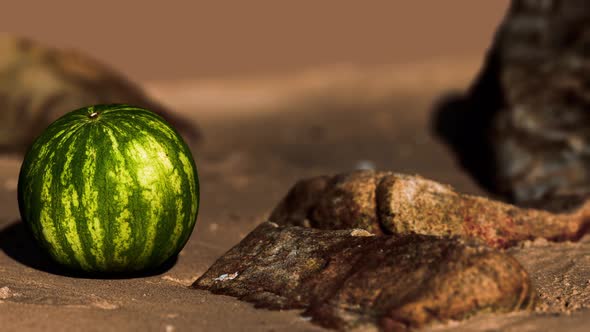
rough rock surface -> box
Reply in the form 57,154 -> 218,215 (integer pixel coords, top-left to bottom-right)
0,35 -> 200,152
193,222 -> 533,331
270,170 -> 590,248
434,0 -> 590,205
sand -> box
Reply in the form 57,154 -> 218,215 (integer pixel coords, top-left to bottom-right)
1,57 -> 588,331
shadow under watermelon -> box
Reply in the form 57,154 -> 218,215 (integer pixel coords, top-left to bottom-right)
0,220 -> 178,279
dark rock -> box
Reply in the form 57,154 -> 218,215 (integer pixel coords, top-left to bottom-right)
434,0 -> 590,205
270,170 -> 590,248
0,36 -> 200,153
193,222 -> 533,331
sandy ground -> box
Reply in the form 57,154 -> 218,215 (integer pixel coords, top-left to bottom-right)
1,57 -> 589,331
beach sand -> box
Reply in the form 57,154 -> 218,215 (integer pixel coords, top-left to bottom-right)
1,56 -> 588,331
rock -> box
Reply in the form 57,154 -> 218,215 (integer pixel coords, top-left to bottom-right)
193,222 -> 533,331
0,35 -> 200,153
434,0 -> 590,205
270,170 -> 590,248
0,286 -> 18,300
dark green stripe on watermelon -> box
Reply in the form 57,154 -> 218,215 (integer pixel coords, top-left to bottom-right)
17,104 -> 199,273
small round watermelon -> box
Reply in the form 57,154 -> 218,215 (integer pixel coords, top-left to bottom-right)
17,104 -> 199,273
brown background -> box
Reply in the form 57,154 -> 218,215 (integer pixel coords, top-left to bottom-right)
3,1 -> 508,80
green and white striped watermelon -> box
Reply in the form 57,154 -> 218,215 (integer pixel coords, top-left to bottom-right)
17,104 -> 199,273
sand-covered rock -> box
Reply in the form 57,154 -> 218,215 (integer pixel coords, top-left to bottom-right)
193,222 -> 533,331
435,0 -> 590,204
0,36 -> 199,152
270,170 -> 590,248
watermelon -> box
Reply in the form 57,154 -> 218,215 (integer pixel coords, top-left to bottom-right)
17,104 -> 199,273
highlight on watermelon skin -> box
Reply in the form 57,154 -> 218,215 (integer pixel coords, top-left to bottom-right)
17,104 -> 200,274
